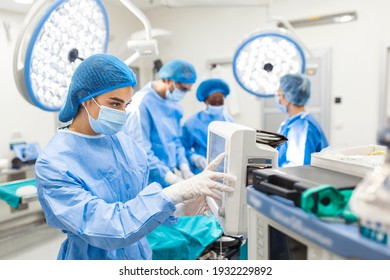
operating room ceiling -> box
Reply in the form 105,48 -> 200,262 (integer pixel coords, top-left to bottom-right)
0,0 -> 33,13
116,0 -> 269,9
0,0 -> 269,14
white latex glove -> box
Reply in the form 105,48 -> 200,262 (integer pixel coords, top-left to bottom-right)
162,153 -> 236,204
173,196 -> 210,217
164,170 -> 183,185
182,196 -> 210,216
180,163 -> 194,179
191,154 -> 207,170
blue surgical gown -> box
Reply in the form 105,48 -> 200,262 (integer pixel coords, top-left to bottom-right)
276,112 -> 328,167
35,129 -> 176,260
182,110 -> 233,174
124,82 -> 189,188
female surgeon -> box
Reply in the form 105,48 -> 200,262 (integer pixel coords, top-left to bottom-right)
181,78 -> 233,174
35,54 -> 235,260
274,73 -> 329,167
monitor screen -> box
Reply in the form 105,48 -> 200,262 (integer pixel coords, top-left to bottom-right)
207,131 -> 228,226
269,226 -> 307,260
208,132 -> 227,173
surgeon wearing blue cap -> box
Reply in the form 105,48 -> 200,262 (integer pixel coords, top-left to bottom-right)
182,78 -> 233,174
124,59 -> 198,188
275,73 -> 328,167
35,54 -> 236,260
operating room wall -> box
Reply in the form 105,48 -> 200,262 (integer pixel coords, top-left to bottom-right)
0,3 -> 140,163
143,0 -> 388,148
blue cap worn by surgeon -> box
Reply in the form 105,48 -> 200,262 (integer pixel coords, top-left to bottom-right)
196,78 -> 230,102
59,54 -> 137,122
280,73 -> 310,106
158,59 -> 197,84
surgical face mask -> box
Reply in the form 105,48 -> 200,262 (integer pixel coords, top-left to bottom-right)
165,83 -> 186,102
275,95 -> 287,114
206,105 -> 224,116
84,98 -> 127,135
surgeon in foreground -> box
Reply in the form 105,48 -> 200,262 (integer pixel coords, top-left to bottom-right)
35,54 -> 235,260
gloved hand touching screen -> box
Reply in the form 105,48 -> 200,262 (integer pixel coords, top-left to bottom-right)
162,153 -> 236,205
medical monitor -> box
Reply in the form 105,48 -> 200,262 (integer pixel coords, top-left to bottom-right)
207,121 -> 278,236
247,205 -> 332,260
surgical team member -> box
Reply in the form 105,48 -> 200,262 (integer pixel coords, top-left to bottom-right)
125,59 -> 197,188
275,73 -> 328,167
182,78 -> 233,174
35,54 -> 235,260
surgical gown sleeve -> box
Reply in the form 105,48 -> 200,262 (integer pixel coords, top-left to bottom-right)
138,104 -> 171,183
285,125 -> 305,167
303,123 -> 329,165
175,125 -> 189,168
36,159 -> 176,251
182,122 -> 196,162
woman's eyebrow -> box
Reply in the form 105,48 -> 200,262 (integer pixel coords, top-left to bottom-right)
109,97 -> 125,103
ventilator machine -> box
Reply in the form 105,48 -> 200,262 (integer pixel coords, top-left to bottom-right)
206,121 -> 278,236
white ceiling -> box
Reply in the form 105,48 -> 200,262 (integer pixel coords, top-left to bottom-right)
0,0 -> 161,14
0,0 -> 267,14
0,0 -> 34,14
106,0 -> 164,10
108,0 -> 268,9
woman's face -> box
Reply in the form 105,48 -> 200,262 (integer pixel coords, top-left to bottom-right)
83,86 -> 133,120
205,92 -> 224,106
275,87 -> 289,106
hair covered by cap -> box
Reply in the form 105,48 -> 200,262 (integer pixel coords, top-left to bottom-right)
158,59 -> 197,84
59,54 -> 137,122
280,73 -> 310,106
196,78 -> 230,102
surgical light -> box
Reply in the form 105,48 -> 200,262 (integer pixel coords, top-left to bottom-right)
119,0 -> 159,66
232,31 -> 306,97
13,0 -> 109,111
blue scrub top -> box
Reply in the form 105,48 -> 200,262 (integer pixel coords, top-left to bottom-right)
276,112 -> 328,167
35,129 -> 176,260
182,110 -> 233,174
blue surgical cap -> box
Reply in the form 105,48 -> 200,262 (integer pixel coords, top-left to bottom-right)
158,59 -> 197,84
280,73 -> 310,106
196,78 -> 230,102
59,54 -> 137,122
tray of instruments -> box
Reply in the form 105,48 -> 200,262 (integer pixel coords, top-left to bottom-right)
311,145 -> 386,177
